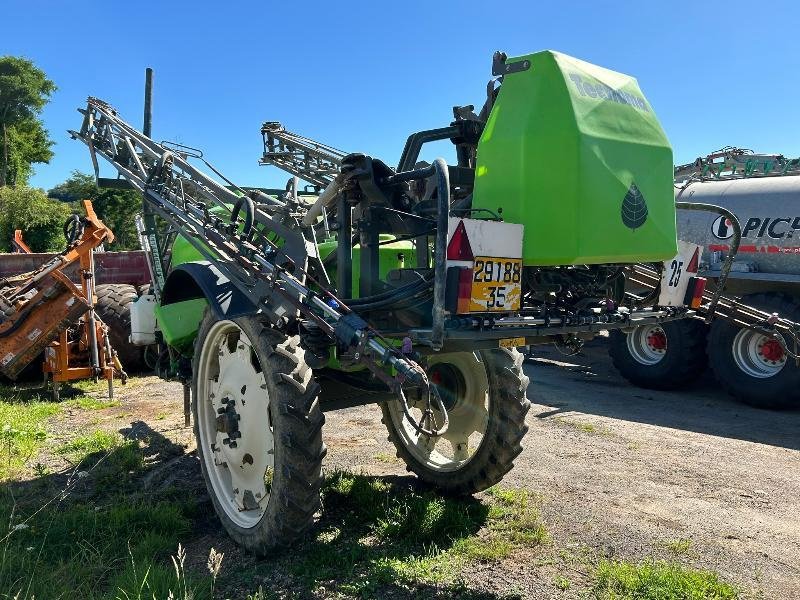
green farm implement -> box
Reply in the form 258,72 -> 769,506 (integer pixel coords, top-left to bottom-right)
69,50 -> 800,554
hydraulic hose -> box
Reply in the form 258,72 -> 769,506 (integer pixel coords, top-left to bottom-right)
345,275 -> 433,306
384,158 -> 450,349
675,198 -> 741,319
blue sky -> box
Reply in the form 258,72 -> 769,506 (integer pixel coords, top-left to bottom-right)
4,0 -> 799,191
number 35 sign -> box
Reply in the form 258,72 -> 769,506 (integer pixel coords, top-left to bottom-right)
658,241 -> 702,307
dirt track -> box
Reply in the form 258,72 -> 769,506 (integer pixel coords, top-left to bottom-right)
38,339 -> 800,598
321,339 -> 800,598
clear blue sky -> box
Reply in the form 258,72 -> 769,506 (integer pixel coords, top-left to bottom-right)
4,0 -> 799,191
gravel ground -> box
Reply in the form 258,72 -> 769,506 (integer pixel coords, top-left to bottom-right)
320,340 -> 800,598
25,338 -> 800,598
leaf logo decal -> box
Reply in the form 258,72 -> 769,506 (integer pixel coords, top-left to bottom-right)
620,183 -> 648,230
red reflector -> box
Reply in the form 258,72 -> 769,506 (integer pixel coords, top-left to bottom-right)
457,267 -> 473,314
684,276 -> 707,309
686,247 -> 700,274
447,220 -> 474,261
691,278 -> 707,308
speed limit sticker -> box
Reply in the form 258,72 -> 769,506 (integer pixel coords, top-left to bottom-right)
657,241 -> 702,306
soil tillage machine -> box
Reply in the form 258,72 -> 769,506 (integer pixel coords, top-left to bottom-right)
70,50 -> 800,554
0,200 -> 127,399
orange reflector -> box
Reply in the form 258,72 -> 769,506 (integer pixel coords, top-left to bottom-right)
447,220 -> 474,261
684,276 -> 707,309
456,267 -> 473,314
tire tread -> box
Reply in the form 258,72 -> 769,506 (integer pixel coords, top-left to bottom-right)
192,311 -> 325,555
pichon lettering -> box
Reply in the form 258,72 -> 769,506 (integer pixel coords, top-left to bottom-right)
740,217 -> 800,240
711,213 -> 800,240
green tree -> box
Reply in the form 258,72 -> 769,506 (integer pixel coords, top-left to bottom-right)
6,118 -> 53,186
0,56 -> 56,187
48,171 -> 142,250
0,186 -> 72,252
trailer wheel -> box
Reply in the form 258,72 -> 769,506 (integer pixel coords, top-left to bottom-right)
608,319 -> 708,390
381,348 -> 530,495
192,311 -> 325,555
708,293 -> 800,410
94,284 -> 143,372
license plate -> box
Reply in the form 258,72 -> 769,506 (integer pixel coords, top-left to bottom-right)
470,257 -> 522,312
499,337 -> 525,348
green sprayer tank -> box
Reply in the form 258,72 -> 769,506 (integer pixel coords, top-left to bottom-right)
472,50 -> 677,266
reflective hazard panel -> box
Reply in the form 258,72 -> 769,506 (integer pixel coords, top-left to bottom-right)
470,257 -> 522,312
446,218 -> 524,314
658,241 -> 703,307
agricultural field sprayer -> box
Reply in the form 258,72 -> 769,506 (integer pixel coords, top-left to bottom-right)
69,50 -> 800,554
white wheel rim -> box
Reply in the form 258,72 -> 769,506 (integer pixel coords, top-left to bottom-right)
732,328 -> 787,379
626,325 -> 667,365
387,352 -> 489,472
197,320 -> 273,528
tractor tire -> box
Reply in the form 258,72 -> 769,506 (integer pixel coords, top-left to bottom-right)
608,319 -> 708,390
192,310 -> 325,555
94,284 -> 143,372
381,347 -> 530,495
708,293 -> 800,410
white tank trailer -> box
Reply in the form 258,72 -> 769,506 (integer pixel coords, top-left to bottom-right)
678,176 -> 800,290
610,155 -> 800,410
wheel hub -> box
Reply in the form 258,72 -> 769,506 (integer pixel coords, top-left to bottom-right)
626,324 -> 668,365
732,328 -> 787,379
429,363 -> 466,412
386,352 -> 489,472
197,321 -> 274,527
216,397 -> 242,447
759,338 -> 785,363
647,330 -> 667,351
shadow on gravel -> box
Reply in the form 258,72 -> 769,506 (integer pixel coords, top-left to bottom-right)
527,339 -> 800,450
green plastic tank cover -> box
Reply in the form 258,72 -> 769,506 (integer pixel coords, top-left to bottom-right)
472,50 -> 677,266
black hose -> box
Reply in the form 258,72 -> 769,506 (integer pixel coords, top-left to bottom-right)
348,287 -> 434,311
346,276 -> 433,307
63,214 -> 84,247
382,159 -> 450,348
431,158 -> 449,350
230,196 -> 255,237
675,199 -> 741,318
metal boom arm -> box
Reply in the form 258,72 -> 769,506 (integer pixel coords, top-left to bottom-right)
259,121 -> 347,189
69,97 -> 441,423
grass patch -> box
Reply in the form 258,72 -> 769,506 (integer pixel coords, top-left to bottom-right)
0,491 -> 209,599
0,381 -> 211,599
56,430 -> 144,488
57,430 -> 121,457
63,396 -> 120,410
553,417 -> 611,436
593,559 -> 737,599
485,486 -> 549,547
554,575 -> 571,590
0,394 -> 60,479
236,471 -> 548,597
373,452 -> 400,464
664,538 -> 693,555
451,535 -> 512,562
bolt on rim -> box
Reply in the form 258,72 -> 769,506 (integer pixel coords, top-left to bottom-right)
197,320 -> 274,528
626,324 -> 668,365
386,351 -> 489,472
732,328 -> 787,379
